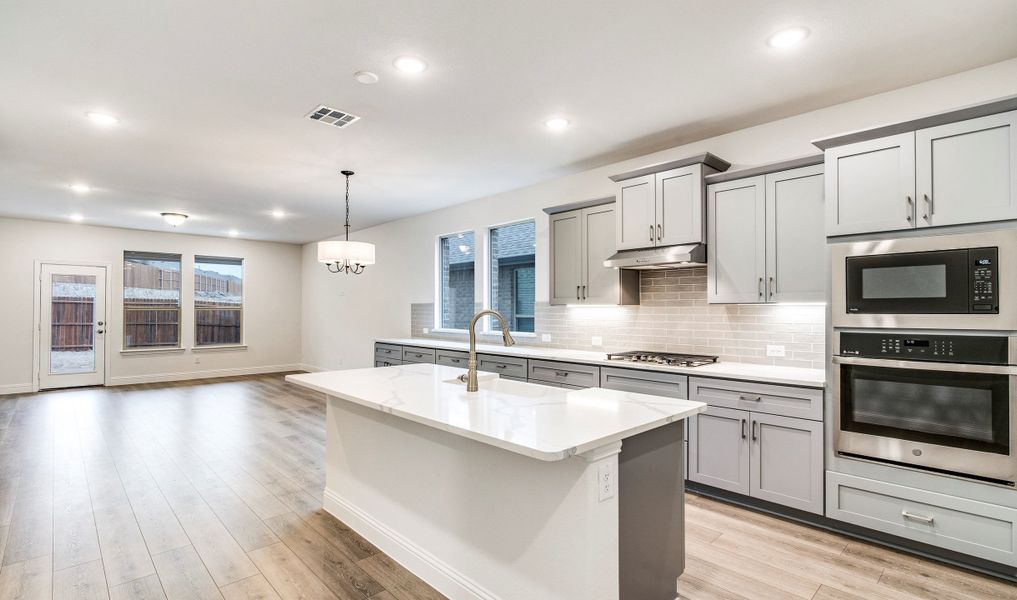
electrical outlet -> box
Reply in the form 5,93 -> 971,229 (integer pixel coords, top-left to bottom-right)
193,356 -> 201,364
541,334 -> 552,342
766,344 -> 786,358
422,328 -> 429,334
591,335 -> 603,346
598,461 -> 615,502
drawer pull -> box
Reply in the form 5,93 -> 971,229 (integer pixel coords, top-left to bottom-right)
495,364 -> 506,369
450,358 -> 461,363
554,371 -> 569,377
414,353 -> 423,358
901,510 -> 935,524
738,394 -> 762,402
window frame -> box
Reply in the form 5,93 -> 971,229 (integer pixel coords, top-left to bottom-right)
122,251 -> 183,351
485,218 -> 536,335
193,255 -> 245,348
434,229 -> 477,332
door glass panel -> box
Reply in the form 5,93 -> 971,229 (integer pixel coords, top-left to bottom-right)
841,364 -> 1009,454
50,274 -> 96,374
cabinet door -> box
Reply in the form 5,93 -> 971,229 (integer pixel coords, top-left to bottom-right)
750,413 -> 823,514
917,111 -> 1017,228
688,406 -> 750,495
615,175 -> 656,250
549,210 -> 582,305
581,204 -> 619,304
707,176 -> 765,303
825,132 -> 916,236
656,164 -> 703,245
766,165 -> 826,303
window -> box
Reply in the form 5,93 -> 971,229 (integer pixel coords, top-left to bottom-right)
195,256 -> 244,346
489,220 -> 535,332
439,231 -> 475,330
123,252 -> 181,349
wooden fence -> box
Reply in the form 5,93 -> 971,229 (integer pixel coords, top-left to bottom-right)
51,297 -> 95,351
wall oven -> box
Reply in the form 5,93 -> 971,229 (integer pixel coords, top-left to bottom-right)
832,229 -> 1017,330
833,331 -> 1017,484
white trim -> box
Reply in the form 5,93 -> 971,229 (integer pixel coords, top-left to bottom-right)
191,344 -> 248,352
120,347 -> 186,355
323,487 -> 500,600
297,363 -> 327,373
0,383 -> 34,396
109,363 -> 300,386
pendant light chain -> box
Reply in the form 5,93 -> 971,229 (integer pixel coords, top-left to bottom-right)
344,171 -> 352,242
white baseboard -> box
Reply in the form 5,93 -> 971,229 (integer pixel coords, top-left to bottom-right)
297,363 -> 328,373
109,363 -> 302,386
323,488 -> 499,600
0,383 -> 34,396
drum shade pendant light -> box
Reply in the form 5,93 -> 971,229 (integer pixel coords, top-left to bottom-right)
318,170 -> 376,274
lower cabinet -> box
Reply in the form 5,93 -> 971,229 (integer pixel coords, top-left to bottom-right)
688,406 -> 824,514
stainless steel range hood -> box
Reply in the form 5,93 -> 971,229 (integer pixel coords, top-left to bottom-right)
603,243 -> 706,270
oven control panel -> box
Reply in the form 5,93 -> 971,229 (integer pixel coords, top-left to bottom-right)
969,247 -> 999,313
839,332 -> 1009,365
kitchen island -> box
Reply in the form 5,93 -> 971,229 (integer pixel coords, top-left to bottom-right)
286,362 -> 706,600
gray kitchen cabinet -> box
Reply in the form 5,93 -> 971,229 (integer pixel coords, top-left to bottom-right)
707,176 -> 766,303
476,354 -> 528,379
765,164 -> 825,303
528,359 -> 600,388
707,163 -> 824,304
549,202 -> 639,305
688,376 -> 823,421
375,359 -> 401,367
375,343 -> 402,362
916,111 -> 1017,228
600,367 -> 688,399
749,412 -> 824,514
615,164 -> 707,250
616,175 -> 657,250
688,406 -> 751,495
824,132 -> 916,236
401,346 -> 436,364
435,349 -> 469,368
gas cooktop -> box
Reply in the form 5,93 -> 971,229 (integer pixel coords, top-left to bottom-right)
605,351 -> 719,368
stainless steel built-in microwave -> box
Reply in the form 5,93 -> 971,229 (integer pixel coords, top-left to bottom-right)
832,230 -> 1017,330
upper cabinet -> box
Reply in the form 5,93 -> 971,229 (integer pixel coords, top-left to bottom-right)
816,101 -> 1017,236
610,154 -> 730,251
706,160 -> 825,304
547,200 -> 639,306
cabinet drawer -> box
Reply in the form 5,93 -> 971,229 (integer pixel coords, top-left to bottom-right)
435,349 -> 469,368
375,359 -> 401,368
374,343 -> 402,360
401,346 -> 436,364
476,354 -> 528,379
600,367 -> 688,399
827,472 -> 1017,566
689,377 -> 822,421
528,360 -> 599,388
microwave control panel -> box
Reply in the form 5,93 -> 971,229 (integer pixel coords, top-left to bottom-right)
969,247 -> 999,313
839,332 -> 1009,365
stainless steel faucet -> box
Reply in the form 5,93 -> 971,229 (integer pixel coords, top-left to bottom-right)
459,310 -> 516,392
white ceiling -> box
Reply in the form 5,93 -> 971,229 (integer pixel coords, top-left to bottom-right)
2,0 -> 1016,244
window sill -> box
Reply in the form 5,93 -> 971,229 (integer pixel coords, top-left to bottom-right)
120,347 -> 185,356
192,344 -> 248,352
430,328 -> 536,338
430,328 -> 468,334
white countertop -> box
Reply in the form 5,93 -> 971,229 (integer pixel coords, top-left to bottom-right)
377,337 -> 826,388
286,363 -> 706,462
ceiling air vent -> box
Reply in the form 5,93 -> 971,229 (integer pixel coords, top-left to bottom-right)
306,105 -> 361,128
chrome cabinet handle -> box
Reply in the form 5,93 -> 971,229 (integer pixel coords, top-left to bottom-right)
741,419 -> 746,439
758,277 -> 763,299
554,371 -> 569,377
769,276 -> 775,297
576,285 -> 580,301
657,223 -> 662,241
902,510 -> 934,524
581,285 -> 586,299
923,193 -> 931,221
650,225 -> 655,242
906,196 -> 913,223
738,394 -> 762,402
751,421 -> 758,441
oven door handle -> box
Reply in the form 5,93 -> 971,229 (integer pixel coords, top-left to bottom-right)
833,355 -> 1017,375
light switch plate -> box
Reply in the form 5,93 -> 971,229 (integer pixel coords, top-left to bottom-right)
592,336 -> 603,346
541,334 -> 552,342
766,344 -> 786,358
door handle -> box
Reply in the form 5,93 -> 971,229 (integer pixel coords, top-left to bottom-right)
650,225 -> 655,243
741,419 -> 746,439
906,196 -> 913,223
97,321 -> 105,326
581,285 -> 586,299
769,276 -> 775,297
923,193 -> 932,221
576,285 -> 580,301
758,277 -> 763,299
657,223 -> 662,241
751,420 -> 758,441
96,330 -> 104,335
901,510 -> 934,524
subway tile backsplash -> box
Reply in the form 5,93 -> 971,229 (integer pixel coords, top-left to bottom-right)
411,267 -> 826,369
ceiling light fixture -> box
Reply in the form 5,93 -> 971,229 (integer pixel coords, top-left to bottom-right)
161,212 -> 188,227
69,182 -> 92,194
317,170 -> 376,275
544,117 -> 570,131
70,214 -> 84,222
767,26 -> 810,49
393,56 -> 427,74
271,209 -> 286,218
354,70 -> 380,84
85,111 -> 120,126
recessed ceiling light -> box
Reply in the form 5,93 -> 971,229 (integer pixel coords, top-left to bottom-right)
544,117 -> 570,131
85,111 -> 120,126
354,70 -> 380,84
69,182 -> 92,194
767,26 -> 810,49
393,56 -> 427,74
271,209 -> 286,218
70,214 -> 84,222
228,229 -> 239,237
161,212 -> 188,227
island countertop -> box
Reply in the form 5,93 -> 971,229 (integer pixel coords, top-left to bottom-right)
286,363 -> 706,462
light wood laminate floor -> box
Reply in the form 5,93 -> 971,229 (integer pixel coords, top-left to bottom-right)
0,374 -> 1012,600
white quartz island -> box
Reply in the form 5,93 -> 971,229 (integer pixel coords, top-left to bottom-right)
286,363 -> 707,600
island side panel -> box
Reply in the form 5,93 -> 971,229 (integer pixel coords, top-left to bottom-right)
618,420 -> 685,600
321,395 -> 621,600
